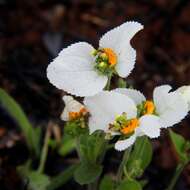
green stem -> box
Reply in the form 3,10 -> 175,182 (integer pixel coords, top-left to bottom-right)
105,73 -> 112,90
76,137 -> 82,160
88,138 -> 108,190
166,163 -> 186,190
37,124 -> 51,173
117,147 -> 132,182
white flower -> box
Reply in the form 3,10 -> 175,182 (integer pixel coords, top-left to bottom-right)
61,95 -> 88,121
47,21 -> 143,97
176,85 -> 190,110
84,91 -> 161,151
113,85 -> 188,129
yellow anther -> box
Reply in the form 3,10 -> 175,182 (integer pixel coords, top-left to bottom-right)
120,118 -> 139,135
69,107 -> 88,120
103,48 -> 117,66
144,101 -> 155,115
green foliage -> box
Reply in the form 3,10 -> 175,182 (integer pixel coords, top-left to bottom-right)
78,131 -> 106,163
117,78 -> 127,88
74,162 -> 102,185
27,172 -> 50,190
64,119 -> 88,138
99,175 -> 114,190
58,134 -> 76,156
169,129 -> 190,163
18,163 -> 50,190
18,161 -> 77,190
47,164 -> 78,190
74,131 -> 106,185
117,179 -> 142,190
0,88 -> 41,157
127,136 -> 152,178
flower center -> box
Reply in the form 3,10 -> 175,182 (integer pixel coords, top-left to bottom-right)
103,48 -> 117,66
143,101 -> 155,115
69,107 -> 88,121
91,48 -> 117,75
109,113 -> 139,135
120,118 -> 139,135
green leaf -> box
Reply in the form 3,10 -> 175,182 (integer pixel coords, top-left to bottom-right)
99,175 -> 114,190
27,172 -> 50,190
47,164 -> 78,190
117,78 -> 127,88
79,131 -> 106,163
58,134 -> 76,156
74,162 -> 102,185
17,163 -> 50,190
117,179 -> 142,190
0,88 -> 41,156
17,160 -> 32,176
169,129 -> 189,162
127,136 -> 152,178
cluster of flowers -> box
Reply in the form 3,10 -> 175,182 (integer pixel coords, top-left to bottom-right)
47,21 -> 190,151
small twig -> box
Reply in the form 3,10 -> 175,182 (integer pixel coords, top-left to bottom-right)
37,121 -> 52,173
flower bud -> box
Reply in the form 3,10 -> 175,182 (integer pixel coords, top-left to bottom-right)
99,61 -> 107,68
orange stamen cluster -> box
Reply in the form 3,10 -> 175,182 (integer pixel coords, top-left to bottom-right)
121,118 -> 139,135
144,101 -> 155,115
103,48 -> 117,66
69,107 -> 88,120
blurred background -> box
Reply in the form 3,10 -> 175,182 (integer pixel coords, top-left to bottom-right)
0,0 -> 190,189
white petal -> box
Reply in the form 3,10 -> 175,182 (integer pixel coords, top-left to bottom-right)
153,85 -> 188,128
84,91 -> 137,134
61,96 -> 74,121
61,108 -> 69,121
113,88 -> 146,105
176,86 -> 190,110
115,134 -> 136,151
61,95 -> 84,121
99,21 -> 143,78
115,45 -> 136,78
138,115 -> 161,138
47,42 -> 108,97
99,21 -> 143,51
153,85 -> 172,113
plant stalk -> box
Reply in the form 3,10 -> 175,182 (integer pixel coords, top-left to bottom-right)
166,163 -> 186,190
105,73 -> 112,90
117,147 -> 132,182
88,137 -> 108,190
37,122 -> 52,173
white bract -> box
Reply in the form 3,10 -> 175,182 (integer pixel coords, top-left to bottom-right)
84,91 -> 161,151
176,85 -> 190,110
47,21 -> 143,97
113,85 -> 188,129
61,95 -> 87,121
